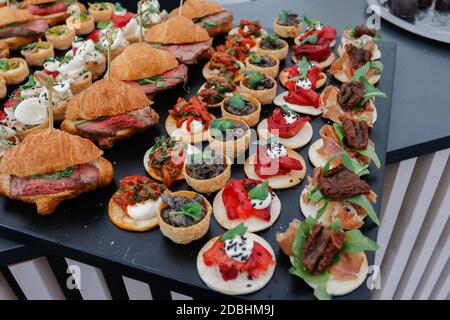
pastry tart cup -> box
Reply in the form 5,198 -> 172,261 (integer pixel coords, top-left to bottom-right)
0,76 -> 6,99
213,188 -> 281,232
239,76 -> 277,105
70,71 -> 93,94
88,3 -> 115,22
220,94 -> 261,127
197,232 -> 276,295
86,58 -> 107,80
0,41 -> 10,58
244,148 -> 306,189
244,54 -> 279,78
202,60 -> 245,83
255,38 -> 289,61
330,53 -> 381,85
257,118 -> 313,149
279,68 -> 326,89
182,154 -> 232,194
0,58 -> 29,85
165,115 -> 215,144
45,26 -> 76,50
66,15 -> 95,36
273,19 -> 302,38
157,190 -> 212,244
292,52 -> 336,70
21,43 -> 55,67
208,118 -> 251,159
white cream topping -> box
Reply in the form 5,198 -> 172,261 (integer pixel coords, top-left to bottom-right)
283,111 -> 299,124
127,198 -> 162,220
76,39 -> 105,64
123,17 -> 147,38
99,27 -> 129,50
296,78 -> 312,90
14,98 -> 48,126
43,59 -> 60,72
224,235 -> 254,263
250,192 -> 272,210
180,119 -> 203,134
266,142 -> 287,159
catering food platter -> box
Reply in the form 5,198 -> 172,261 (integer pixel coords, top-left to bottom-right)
367,0 -> 450,43
0,0 -> 395,299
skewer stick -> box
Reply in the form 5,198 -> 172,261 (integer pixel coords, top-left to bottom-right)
178,0 -> 184,16
138,1 -> 143,44
106,29 -> 113,80
46,81 -> 54,130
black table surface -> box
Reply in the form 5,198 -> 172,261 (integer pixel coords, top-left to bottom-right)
228,0 -> 450,164
0,12 -> 396,300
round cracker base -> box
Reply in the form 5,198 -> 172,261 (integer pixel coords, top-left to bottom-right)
213,188 -> 281,232
289,253 -> 368,296
308,139 -> 328,168
108,199 -> 159,232
244,149 -> 306,189
197,233 -> 276,295
257,119 -> 313,149
279,69 -> 326,90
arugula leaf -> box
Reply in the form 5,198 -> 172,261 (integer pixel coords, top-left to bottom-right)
308,188 -> 325,202
169,201 -> 203,222
19,76 -> 37,90
316,200 -> 328,220
248,181 -> 269,200
352,62 -> 370,82
344,194 -> 379,225
342,230 -> 379,253
211,118 -> 235,133
300,34 -> 317,45
323,151 -> 370,176
333,123 -> 346,145
97,20 -> 112,30
370,60 -> 384,74
347,25 -> 356,37
203,21 -> 218,28
228,94 -> 247,110
373,31 -> 383,42
220,223 -> 247,242
355,144 -> 381,169
289,217 -> 331,300
358,77 -> 387,106
330,219 -> 343,232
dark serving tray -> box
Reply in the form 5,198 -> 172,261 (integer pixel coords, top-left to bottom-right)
0,31 -> 396,298
368,0 -> 450,43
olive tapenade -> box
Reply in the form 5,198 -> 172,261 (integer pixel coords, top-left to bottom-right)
210,118 -> 248,141
260,35 -> 286,50
277,11 -> 301,26
244,72 -> 275,90
249,54 -> 275,68
185,152 -> 226,180
161,193 -> 207,227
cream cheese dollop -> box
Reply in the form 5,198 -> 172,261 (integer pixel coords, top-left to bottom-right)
180,119 -> 203,134
296,77 -> 312,90
127,198 -> 162,220
283,111 -> 299,125
14,97 -> 48,126
250,192 -> 272,210
99,27 -> 129,50
224,234 -> 254,263
266,142 -> 288,159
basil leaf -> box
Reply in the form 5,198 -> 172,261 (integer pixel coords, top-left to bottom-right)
300,33 -> 317,45
203,21 -> 218,29
248,181 -> 269,200
278,10 -> 291,23
344,194 -> 379,225
243,70 -> 265,89
169,200 -> 203,222
97,20 -> 112,30
298,57 -> 311,78
355,144 -> 381,169
228,94 -> 246,110
220,223 -> 247,242
342,229 -> 379,253
249,52 -> 262,63
303,15 -> 321,29
211,118 -> 235,133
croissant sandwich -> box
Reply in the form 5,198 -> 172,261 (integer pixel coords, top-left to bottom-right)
110,43 -> 188,96
60,78 -> 159,149
0,7 -> 49,50
0,129 -> 114,215
169,0 -> 233,37
19,0 -> 86,26
146,15 -> 213,65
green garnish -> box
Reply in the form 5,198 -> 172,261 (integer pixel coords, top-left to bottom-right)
344,195 -> 379,225
47,26 -> 66,36
243,70 -> 265,89
187,150 -> 214,165
169,201 -> 203,222
323,151 -> 370,177
277,9 -> 292,23
300,33 -> 317,45
249,52 -> 262,64
248,181 -> 269,200
115,2 -> 125,11
73,115 -> 108,125
303,15 -> 321,29
263,34 -> 280,44
19,76 -> 37,90
219,223 -> 247,242
203,21 -> 218,29
228,94 -> 247,110
97,20 -> 112,30
0,59 -> 10,72
210,118 -> 235,133
342,229 -> 379,253
32,167 -> 74,180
